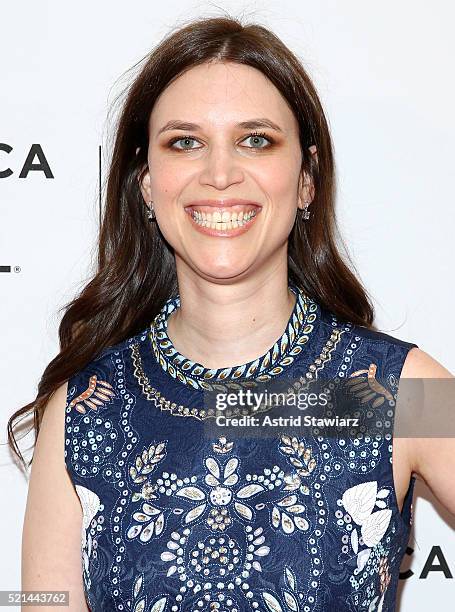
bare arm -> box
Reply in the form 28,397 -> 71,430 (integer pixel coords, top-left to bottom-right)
21,381 -> 90,611
399,347 -> 455,516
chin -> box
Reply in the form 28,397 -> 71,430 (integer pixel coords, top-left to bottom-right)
194,264 -> 256,283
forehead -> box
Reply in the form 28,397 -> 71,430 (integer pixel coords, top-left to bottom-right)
149,61 -> 297,132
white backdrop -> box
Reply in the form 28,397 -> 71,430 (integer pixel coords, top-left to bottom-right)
1,1 -> 454,610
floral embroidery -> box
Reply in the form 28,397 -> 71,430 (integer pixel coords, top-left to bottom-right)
270,494 -> 309,533
336,481 -> 394,611
122,435 -> 318,609
279,434 -> 316,483
262,566 -> 305,611
127,442 -> 167,542
125,574 -> 167,612
75,485 -> 105,597
127,436 -> 313,543
341,481 -> 392,547
379,555 -> 392,594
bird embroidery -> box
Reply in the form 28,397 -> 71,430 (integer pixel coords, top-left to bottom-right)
68,375 -> 116,414
346,363 -> 394,407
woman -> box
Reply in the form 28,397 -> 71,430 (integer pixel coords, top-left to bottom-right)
11,15 -> 454,612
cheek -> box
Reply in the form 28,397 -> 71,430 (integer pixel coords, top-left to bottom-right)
259,148 -> 297,179
255,160 -> 300,204
149,157 -> 190,199
254,162 -> 300,235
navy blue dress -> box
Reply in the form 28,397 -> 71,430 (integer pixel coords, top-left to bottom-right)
64,283 -> 418,611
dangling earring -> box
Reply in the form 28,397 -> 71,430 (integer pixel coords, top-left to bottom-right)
300,201 -> 311,220
146,200 -> 156,222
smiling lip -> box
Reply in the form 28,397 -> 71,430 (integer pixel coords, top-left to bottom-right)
184,198 -> 262,212
184,198 -> 262,237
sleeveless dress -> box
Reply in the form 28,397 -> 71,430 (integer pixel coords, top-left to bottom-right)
64,283 -> 418,612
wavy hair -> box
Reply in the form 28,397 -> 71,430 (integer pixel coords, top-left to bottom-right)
7,14 -> 375,469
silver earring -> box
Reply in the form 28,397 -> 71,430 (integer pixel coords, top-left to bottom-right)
146,200 -> 156,222
301,201 -> 311,220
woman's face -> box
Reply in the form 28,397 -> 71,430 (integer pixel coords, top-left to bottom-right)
140,60 -> 313,283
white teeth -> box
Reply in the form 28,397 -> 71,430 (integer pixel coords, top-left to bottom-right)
191,209 -> 257,229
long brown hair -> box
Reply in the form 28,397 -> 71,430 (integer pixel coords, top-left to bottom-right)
7,14 -> 376,470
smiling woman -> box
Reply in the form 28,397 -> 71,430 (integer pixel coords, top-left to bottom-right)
140,60 -> 310,261
10,13 -> 454,612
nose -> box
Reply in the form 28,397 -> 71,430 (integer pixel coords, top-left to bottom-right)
198,143 -> 245,190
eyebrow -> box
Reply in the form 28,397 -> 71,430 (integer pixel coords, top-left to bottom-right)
157,118 -> 284,135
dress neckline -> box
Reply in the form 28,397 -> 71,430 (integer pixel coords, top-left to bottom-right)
147,282 -> 321,390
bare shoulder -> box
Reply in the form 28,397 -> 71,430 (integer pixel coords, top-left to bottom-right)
22,380 -> 89,610
401,346 -> 453,378
398,346 -> 455,517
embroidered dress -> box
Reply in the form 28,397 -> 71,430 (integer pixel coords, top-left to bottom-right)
64,283 -> 418,612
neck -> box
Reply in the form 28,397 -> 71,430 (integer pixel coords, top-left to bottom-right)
165,273 -> 297,370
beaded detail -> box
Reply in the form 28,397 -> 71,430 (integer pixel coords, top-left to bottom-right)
131,326 -> 346,420
148,283 -> 318,391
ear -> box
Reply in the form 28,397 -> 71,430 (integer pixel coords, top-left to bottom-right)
308,144 -> 318,165
136,146 -> 151,204
297,145 -> 317,210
